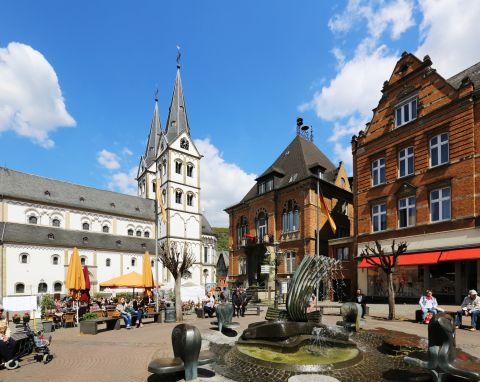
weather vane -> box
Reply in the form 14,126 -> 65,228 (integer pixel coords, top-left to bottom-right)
176,45 -> 181,68
154,87 -> 159,102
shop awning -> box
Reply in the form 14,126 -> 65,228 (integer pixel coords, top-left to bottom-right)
358,251 -> 441,268
439,248 -> 480,262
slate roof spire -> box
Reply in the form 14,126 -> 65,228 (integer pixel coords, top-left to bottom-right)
165,56 -> 190,143
144,94 -> 162,168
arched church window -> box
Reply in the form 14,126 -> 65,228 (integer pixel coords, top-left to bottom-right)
128,229 -> 134,236
175,190 -> 183,204
187,163 -> 194,177
175,160 -> 182,174
187,193 -> 194,206
28,215 -> 38,224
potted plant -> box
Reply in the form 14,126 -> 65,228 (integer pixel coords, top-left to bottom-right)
194,302 -> 204,318
23,312 -> 30,324
12,314 -> 21,324
40,293 -> 56,317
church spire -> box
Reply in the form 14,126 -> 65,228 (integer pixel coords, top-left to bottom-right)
165,50 -> 190,143
144,93 -> 162,168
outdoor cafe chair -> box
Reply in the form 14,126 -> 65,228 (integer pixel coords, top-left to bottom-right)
63,312 -> 76,328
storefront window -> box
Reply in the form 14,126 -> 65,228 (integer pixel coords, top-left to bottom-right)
367,266 -> 423,298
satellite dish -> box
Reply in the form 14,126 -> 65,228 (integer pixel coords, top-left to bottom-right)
301,125 -> 310,131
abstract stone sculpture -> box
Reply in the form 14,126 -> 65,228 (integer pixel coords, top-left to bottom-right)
404,313 -> 480,382
241,255 -> 340,341
211,303 -> 240,333
336,303 -> 362,332
148,323 -> 214,381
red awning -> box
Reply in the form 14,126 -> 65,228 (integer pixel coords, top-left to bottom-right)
358,251 -> 441,268
439,248 -> 480,262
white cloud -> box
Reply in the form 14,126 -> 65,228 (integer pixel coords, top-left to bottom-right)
195,138 -> 256,227
122,147 -> 133,156
300,45 -> 398,121
416,0 -> 480,78
97,149 -> 121,170
107,166 -> 138,196
0,42 -> 75,148
334,142 -> 354,168
328,0 -> 415,40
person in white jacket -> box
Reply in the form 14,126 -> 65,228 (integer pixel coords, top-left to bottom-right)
419,290 -> 438,322
455,290 -> 480,331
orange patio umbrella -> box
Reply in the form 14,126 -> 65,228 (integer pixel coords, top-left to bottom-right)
65,247 -> 86,300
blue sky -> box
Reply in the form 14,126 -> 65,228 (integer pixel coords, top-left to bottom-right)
1,0 -> 480,226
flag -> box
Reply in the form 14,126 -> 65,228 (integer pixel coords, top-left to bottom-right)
156,175 -> 167,224
320,193 -> 337,234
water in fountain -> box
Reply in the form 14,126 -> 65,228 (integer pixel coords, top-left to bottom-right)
306,326 -> 329,356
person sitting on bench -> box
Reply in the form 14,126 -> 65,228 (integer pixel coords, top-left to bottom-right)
455,289 -> 480,331
203,292 -> 216,318
419,289 -> 438,323
132,295 -> 145,328
116,297 -> 132,329
0,305 -> 16,362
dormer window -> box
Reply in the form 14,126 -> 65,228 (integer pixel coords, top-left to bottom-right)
258,178 -> 273,194
395,96 -> 417,128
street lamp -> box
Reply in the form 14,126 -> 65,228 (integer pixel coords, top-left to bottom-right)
203,269 -> 209,294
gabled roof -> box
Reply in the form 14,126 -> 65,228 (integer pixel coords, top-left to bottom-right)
165,69 -> 190,143
0,222 -> 155,253
447,61 -> 480,89
238,135 -> 337,203
144,100 -> 162,168
0,167 -> 155,220
201,215 -> 216,237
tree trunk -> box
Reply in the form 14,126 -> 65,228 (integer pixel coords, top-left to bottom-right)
175,276 -> 183,322
387,271 -> 395,320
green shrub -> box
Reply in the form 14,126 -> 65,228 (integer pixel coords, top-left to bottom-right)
82,312 -> 99,320
40,294 -> 56,315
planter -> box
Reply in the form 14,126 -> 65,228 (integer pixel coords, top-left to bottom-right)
42,320 -> 53,333
195,308 -> 204,319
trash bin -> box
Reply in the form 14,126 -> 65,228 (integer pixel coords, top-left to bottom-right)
42,320 -> 53,333
164,303 -> 176,323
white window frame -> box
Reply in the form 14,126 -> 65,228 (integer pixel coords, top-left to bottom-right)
430,187 -> 451,222
372,158 -> 385,186
398,147 -> 414,178
395,96 -> 418,128
429,133 -> 449,168
398,196 -> 416,228
372,203 -> 387,232
285,252 -> 296,273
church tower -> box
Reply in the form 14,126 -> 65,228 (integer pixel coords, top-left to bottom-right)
139,61 -> 203,286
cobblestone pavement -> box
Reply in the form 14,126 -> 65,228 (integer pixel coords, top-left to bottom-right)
1,304 -> 479,382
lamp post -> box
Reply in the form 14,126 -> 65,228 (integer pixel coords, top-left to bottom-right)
203,269 -> 209,294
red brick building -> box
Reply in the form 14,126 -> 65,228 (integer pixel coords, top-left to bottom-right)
225,125 -> 355,300
352,53 -> 480,304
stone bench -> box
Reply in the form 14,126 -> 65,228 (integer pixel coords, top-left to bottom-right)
80,317 -> 120,335
244,305 -> 261,316
131,311 -> 163,326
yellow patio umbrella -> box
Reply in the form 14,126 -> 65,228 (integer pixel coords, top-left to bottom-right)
99,272 -> 145,288
142,251 -> 154,289
65,247 -> 86,300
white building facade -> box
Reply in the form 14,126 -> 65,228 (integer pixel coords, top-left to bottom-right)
0,66 -> 216,301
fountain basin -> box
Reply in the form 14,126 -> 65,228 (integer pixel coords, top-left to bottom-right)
233,336 -> 363,373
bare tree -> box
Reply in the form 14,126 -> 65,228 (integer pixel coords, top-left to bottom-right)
159,242 -> 195,321
359,240 -> 408,320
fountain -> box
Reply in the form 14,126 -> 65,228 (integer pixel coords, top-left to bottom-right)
230,255 -> 362,374
210,255 -> 480,381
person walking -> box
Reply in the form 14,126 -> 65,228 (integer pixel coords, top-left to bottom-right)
232,289 -> 242,317
419,289 -> 438,323
455,290 -> 480,331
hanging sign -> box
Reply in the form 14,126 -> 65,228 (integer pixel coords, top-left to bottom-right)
260,265 -> 271,274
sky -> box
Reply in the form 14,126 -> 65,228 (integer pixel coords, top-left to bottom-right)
1,0 -> 480,227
